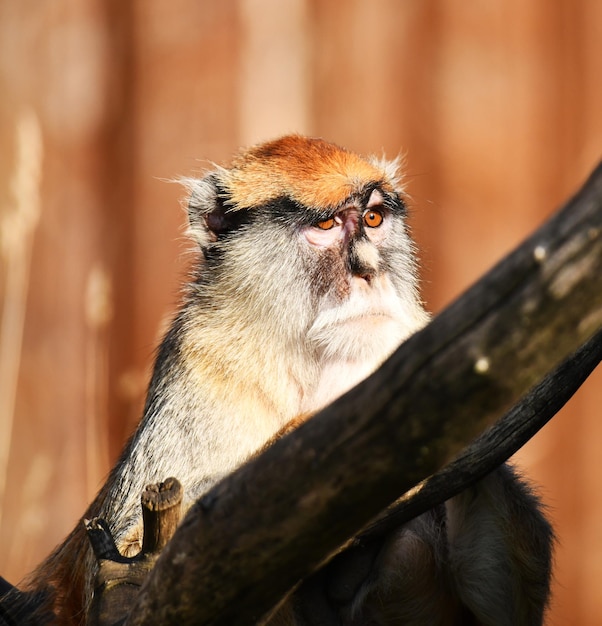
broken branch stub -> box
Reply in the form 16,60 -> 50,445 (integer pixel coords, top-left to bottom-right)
87,478 -> 182,626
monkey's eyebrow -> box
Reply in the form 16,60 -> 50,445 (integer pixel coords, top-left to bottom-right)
308,208 -> 338,223
271,200 -> 336,227
380,191 -> 407,216
366,188 -> 384,208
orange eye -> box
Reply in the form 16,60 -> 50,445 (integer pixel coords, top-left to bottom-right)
316,217 -> 335,230
363,209 -> 384,228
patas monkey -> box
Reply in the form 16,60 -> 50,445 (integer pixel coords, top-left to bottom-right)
9,136 -> 552,624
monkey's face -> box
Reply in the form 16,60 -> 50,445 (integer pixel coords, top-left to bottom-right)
185,136 -> 428,405
298,186 -> 426,365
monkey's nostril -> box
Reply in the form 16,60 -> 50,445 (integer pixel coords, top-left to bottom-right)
351,271 -> 374,286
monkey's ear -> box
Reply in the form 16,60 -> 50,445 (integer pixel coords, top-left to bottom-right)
183,174 -> 239,248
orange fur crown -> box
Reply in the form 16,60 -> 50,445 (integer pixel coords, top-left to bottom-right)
218,135 -> 401,210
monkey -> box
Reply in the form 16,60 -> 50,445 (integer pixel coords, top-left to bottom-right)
4,135 -> 553,625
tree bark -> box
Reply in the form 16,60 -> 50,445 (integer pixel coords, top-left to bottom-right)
125,162 -> 602,626
360,325 -> 602,541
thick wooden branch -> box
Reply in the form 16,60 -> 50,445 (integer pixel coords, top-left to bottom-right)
361,326 -> 602,541
312,327 -> 602,616
125,162 -> 602,626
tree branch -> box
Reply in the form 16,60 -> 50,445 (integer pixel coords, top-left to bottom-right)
125,162 -> 602,626
310,328 -> 602,617
361,326 -> 602,541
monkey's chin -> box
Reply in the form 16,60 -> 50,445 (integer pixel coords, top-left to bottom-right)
307,311 -> 415,363
302,297 -> 429,413
306,272 -> 428,361
301,316 -> 401,413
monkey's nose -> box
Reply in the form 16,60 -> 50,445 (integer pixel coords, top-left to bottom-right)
357,270 -> 374,285
349,249 -> 378,285
349,239 -> 379,283
350,260 -> 377,285
350,271 -> 375,289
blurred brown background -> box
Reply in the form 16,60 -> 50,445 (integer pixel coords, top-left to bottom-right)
0,1 -> 600,623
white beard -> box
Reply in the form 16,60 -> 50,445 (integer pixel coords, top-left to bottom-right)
302,275 -> 429,413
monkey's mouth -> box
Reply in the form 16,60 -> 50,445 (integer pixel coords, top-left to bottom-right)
331,311 -> 396,325
308,307 -> 400,336
310,312 -> 401,342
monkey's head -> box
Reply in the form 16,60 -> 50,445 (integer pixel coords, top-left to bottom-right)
184,136 -> 428,406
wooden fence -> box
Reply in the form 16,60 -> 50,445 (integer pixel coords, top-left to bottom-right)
0,1 -> 601,622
